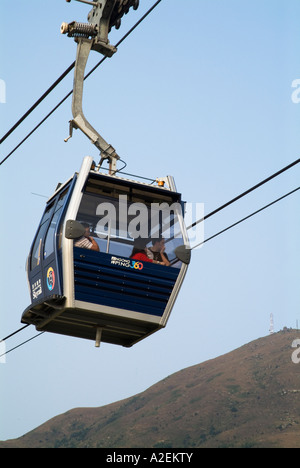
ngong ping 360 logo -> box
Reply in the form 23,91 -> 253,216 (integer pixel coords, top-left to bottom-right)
111,256 -> 143,270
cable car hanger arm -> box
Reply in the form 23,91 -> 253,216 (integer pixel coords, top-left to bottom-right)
64,37 -> 119,170
62,0 -> 140,172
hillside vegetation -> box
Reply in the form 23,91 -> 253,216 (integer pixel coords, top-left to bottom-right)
1,329 -> 300,448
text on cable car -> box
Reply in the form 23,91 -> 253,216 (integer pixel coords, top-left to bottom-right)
32,279 -> 42,299
111,256 -> 143,270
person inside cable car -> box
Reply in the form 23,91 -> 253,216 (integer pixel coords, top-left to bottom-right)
146,237 -> 170,266
130,238 -> 169,266
74,223 -> 100,251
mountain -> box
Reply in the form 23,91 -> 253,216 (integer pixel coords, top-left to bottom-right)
1,329 -> 300,448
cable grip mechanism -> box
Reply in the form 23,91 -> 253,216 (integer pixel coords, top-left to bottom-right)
60,21 -> 98,38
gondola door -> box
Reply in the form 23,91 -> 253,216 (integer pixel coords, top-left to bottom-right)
27,182 -> 74,305
28,201 -> 55,305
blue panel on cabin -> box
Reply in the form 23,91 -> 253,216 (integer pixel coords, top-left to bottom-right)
73,248 -> 180,317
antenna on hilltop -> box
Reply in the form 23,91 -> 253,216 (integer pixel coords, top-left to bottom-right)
269,313 -> 274,334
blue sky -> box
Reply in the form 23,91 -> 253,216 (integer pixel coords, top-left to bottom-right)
0,0 -> 299,441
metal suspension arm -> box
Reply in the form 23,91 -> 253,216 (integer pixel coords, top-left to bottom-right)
65,37 -> 119,170
62,0 -> 140,172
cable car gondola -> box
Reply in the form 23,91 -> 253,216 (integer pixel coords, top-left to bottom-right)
21,0 -> 191,347
21,156 -> 190,347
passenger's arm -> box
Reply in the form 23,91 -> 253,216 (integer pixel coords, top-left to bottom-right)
89,237 -> 100,251
160,252 -> 170,267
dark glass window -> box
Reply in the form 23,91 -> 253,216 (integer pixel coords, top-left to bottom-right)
75,177 -> 185,267
30,203 -> 54,270
44,188 -> 69,259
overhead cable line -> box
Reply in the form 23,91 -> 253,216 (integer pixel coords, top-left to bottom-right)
0,324 -> 30,343
191,186 -> 300,250
0,62 -> 76,145
0,332 -> 45,360
0,0 -> 162,166
186,158 -> 300,232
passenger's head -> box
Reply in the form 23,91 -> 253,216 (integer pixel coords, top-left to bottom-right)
133,237 -> 149,251
130,237 -> 149,256
151,237 -> 165,249
82,223 -> 91,237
